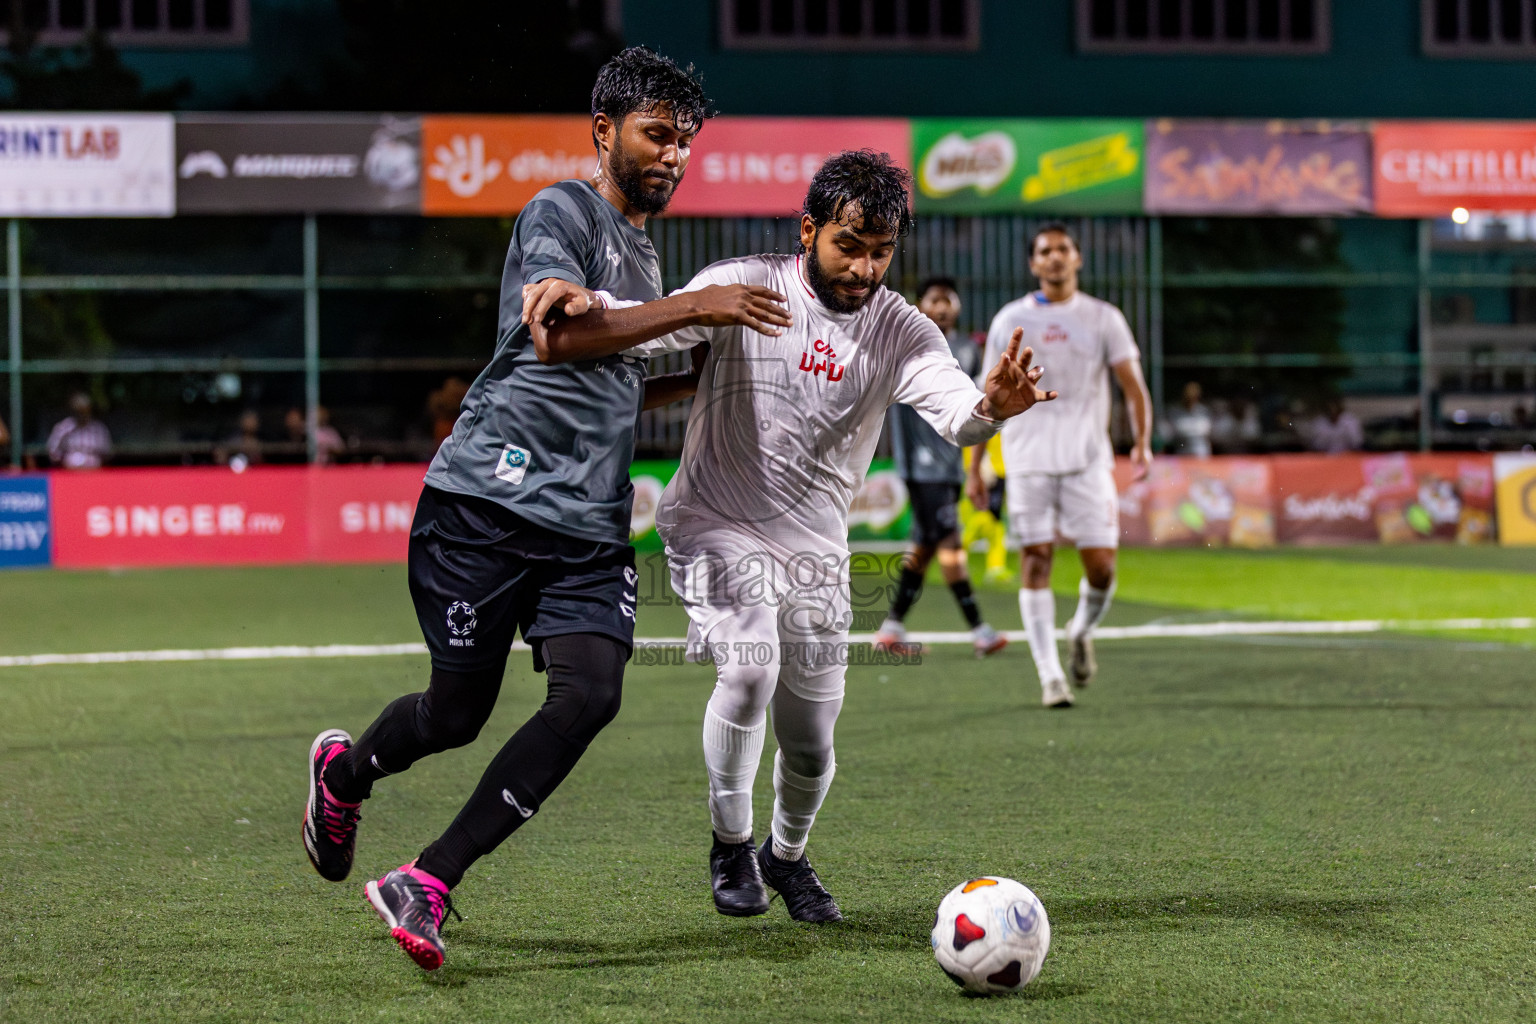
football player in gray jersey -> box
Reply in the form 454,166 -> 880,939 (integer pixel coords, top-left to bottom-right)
301,47 -> 792,972
873,276 -> 1008,659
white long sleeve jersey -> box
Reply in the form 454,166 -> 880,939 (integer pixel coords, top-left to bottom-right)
984,291 -> 1139,476
636,253 -> 1000,558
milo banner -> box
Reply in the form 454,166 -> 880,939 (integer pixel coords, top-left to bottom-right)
913,119 -> 1143,214
1144,120 -> 1371,215
629,459 -> 912,552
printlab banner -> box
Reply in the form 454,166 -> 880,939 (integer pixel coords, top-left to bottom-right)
0,114 -> 174,216
913,119 -> 1143,214
176,116 -> 421,213
1374,121 -> 1536,216
0,475 -> 51,569
1144,120 -> 1371,215
666,117 -> 913,217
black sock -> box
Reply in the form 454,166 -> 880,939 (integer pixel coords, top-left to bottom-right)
950,579 -> 982,628
416,634 -> 626,890
324,662 -> 507,804
889,567 -> 925,621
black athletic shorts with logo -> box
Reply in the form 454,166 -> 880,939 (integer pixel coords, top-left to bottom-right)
408,485 -> 637,674
906,480 -> 963,547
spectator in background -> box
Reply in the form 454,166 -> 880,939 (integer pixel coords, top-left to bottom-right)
1167,380 -> 1213,457
217,409 -> 266,469
46,392 -> 111,469
284,406 -> 346,465
1308,398 -> 1364,454
0,411 -> 9,451
427,376 -> 470,447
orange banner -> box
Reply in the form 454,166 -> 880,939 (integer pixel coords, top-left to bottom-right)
420,116 -> 597,216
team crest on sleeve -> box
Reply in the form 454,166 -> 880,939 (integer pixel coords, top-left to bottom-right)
495,443 -> 531,484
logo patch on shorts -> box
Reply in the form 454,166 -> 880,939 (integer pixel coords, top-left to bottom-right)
496,444 -> 530,484
446,601 -> 477,646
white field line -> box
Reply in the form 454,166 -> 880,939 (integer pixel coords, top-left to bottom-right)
0,617 -> 1532,669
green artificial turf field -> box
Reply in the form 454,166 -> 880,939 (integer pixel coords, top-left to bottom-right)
2,548 -> 1533,1022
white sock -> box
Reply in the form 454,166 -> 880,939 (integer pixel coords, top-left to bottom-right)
1068,577 -> 1116,638
702,706 -> 766,844
1019,587 -> 1064,684
770,750 -> 835,862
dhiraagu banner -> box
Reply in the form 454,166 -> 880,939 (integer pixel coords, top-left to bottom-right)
913,119 -> 1144,214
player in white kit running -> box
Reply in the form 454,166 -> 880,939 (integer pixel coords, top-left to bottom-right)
968,224 -> 1152,709
543,152 -> 1057,922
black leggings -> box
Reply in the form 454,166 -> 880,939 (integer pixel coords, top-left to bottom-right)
327,633 -> 627,887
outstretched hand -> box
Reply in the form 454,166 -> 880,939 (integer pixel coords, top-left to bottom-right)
980,328 -> 1058,420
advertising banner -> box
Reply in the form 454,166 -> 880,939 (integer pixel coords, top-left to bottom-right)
630,458 -> 912,551
1115,457 -> 1276,548
913,119 -> 1143,214
1374,122 -> 1536,216
1144,120 -> 1371,215
0,475 -> 51,569
0,113 -> 173,216
175,116 -> 421,213
666,117 -> 913,217
308,465 -> 426,562
420,115 -> 596,216
1494,453 -> 1536,546
1272,453 -> 1495,545
51,467 -> 310,568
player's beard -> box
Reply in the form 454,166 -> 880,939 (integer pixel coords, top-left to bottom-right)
804,240 -> 879,314
609,143 -> 678,216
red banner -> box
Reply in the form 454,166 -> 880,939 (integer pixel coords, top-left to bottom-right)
1374,121 -> 1536,216
1115,457 -> 1276,548
1272,453 -> 1495,545
51,465 -> 426,568
667,117 -> 913,217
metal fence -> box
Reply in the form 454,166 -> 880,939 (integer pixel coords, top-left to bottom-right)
6,212 -> 1534,467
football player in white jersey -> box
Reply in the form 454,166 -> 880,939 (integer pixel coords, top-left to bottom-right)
968,224 -> 1153,709
536,151 -> 1057,923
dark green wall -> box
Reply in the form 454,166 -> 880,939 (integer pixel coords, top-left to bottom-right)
622,1 -> 1536,118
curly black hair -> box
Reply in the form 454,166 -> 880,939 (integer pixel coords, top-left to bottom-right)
801,150 -> 915,243
590,46 -> 715,149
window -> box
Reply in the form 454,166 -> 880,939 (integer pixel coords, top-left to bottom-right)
721,0 -> 979,51
0,0 -> 248,46
1424,0 -> 1536,56
1077,0 -> 1329,53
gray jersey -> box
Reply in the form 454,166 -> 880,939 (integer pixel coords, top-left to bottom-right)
886,330 -> 979,484
425,179 -> 663,544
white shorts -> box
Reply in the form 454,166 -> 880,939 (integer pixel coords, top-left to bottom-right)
663,526 -> 850,703
1006,466 -> 1120,549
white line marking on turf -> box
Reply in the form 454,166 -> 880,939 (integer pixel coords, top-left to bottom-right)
0,617 -> 1531,669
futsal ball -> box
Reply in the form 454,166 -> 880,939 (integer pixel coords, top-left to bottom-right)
931,877 -> 1050,994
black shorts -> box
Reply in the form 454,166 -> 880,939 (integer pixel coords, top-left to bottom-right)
906,480 -> 962,547
988,479 -> 1005,520
408,486 -> 637,673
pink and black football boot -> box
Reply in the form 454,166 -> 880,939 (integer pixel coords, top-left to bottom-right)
365,862 -> 461,971
302,729 -> 361,882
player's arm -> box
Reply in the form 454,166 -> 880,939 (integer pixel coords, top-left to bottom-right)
895,323 -> 1056,450
966,443 -> 990,510
1111,357 -> 1153,481
528,281 -> 791,365
640,343 -> 709,410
